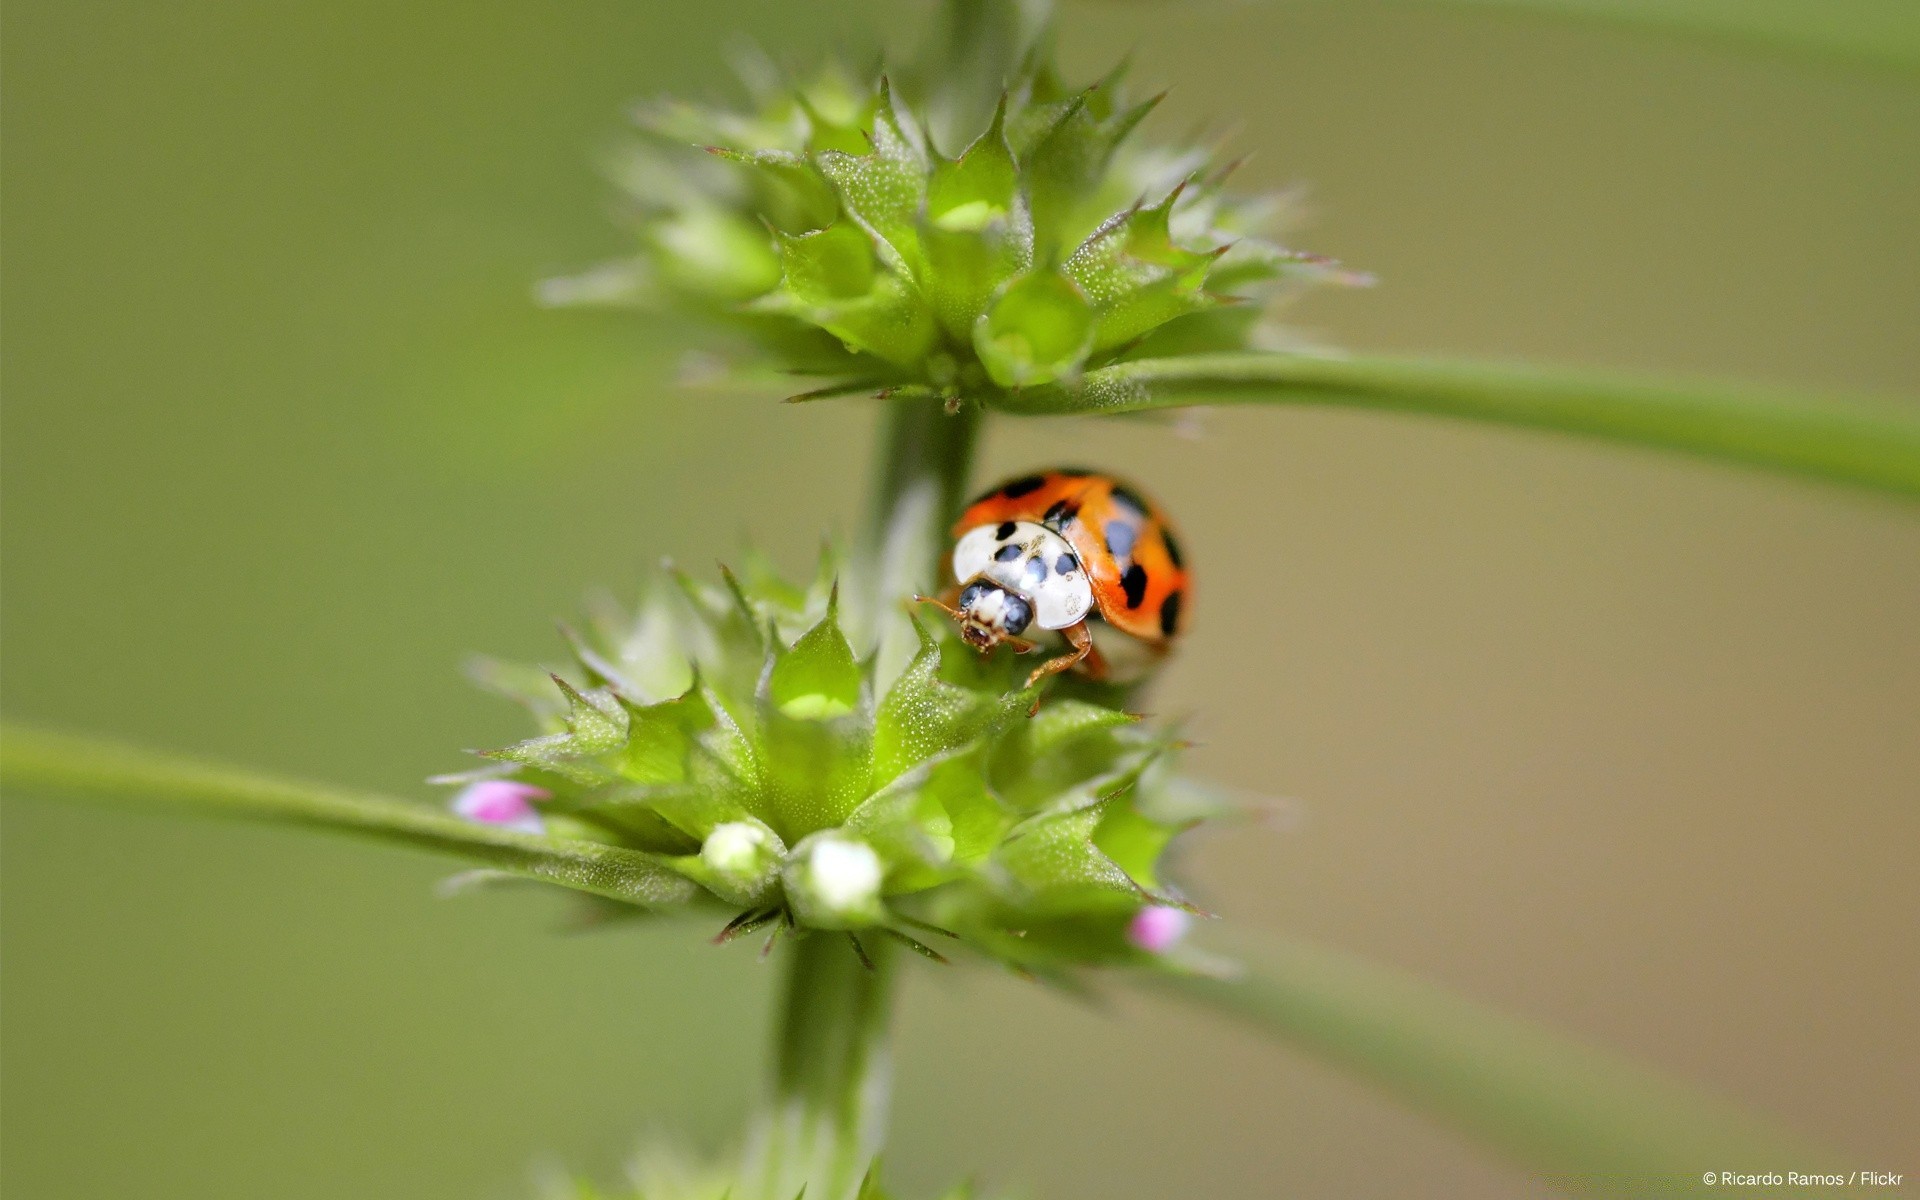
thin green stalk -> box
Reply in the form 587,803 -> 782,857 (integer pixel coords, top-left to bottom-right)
744,934 -> 900,1200
1142,930 -> 1858,1200
0,723 -> 696,908
1006,353 -> 1920,499
861,396 -> 982,683
740,394 -> 978,1199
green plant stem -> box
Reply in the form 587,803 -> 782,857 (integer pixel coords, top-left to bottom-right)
0,723 -> 697,907
737,396 -> 978,1199
745,934 -> 900,1200
1007,353 -> 1920,499
861,395 -> 983,682
1142,930 -> 1858,1200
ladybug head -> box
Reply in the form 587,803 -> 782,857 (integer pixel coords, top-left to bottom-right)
954,580 -> 1034,650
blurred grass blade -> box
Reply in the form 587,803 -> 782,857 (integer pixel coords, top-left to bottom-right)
1005,353 -> 1920,499
1143,930 -> 1850,1199
1420,0 -> 1920,77
0,723 -> 699,909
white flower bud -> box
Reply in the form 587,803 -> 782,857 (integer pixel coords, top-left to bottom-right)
784,833 -> 885,929
703,821 -> 774,877
691,820 -> 782,905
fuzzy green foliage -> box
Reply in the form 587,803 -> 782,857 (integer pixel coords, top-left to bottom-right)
544,25 -> 1361,408
448,550 -> 1222,974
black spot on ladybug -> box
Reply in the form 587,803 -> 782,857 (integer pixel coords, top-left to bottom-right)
1001,595 -> 1033,635
993,544 -> 1021,563
1121,564 -> 1149,608
1103,520 -> 1137,559
1042,500 -> 1079,531
1001,475 -> 1046,499
1160,526 -> 1185,569
1159,589 -> 1183,636
994,521 -> 1016,540
1022,557 -> 1048,588
1054,554 -> 1076,576
1108,485 -> 1149,516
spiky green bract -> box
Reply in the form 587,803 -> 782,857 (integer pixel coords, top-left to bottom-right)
453,551 -> 1220,973
544,24 -> 1360,410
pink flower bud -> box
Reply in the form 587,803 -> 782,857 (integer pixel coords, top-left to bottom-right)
452,780 -> 550,835
1126,904 -> 1191,954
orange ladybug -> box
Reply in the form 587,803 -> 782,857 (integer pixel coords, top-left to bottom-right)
920,469 -> 1189,688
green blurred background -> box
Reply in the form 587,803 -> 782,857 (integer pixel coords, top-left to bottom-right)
4,1 -> 1917,1196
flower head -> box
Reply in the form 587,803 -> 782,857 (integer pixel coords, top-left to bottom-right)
545,19 -> 1362,411
449,549 -> 1226,974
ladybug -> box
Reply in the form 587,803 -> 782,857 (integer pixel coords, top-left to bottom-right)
921,469 -> 1190,688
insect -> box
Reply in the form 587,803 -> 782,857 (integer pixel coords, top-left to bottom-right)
919,469 -> 1190,688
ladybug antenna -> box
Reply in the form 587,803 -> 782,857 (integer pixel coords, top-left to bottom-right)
911,594 -> 964,622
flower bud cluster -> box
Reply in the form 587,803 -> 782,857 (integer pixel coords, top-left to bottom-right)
444,550 -> 1217,971
544,24 -> 1361,409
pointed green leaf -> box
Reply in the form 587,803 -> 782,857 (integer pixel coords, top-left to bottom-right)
614,687 -> 711,786
773,222 -> 881,304
758,708 -> 874,841
585,589 -> 694,705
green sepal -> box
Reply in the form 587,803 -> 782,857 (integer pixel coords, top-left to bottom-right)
926,96 -> 1018,232
646,204 -> 783,304
1020,76 -> 1164,253
871,619 -> 1026,787
757,224 -> 937,369
769,587 -> 862,719
843,760 -> 955,890
756,706 -> 874,842
987,697 -> 1141,812
973,268 -> 1094,388
1065,187 -> 1221,354
612,685 -> 712,786
813,80 -> 928,279
990,798 -> 1141,917
550,676 -> 630,755
702,146 -> 839,233
583,589 -> 695,704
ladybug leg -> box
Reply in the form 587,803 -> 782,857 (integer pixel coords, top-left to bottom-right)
1024,621 -> 1095,691
1077,633 -> 1112,682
